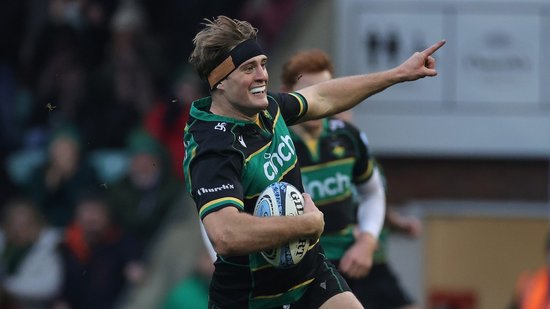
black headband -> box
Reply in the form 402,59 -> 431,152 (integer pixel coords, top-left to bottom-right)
207,39 -> 264,90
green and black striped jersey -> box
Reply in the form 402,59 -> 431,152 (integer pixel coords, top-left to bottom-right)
291,118 -> 374,260
183,92 -> 325,308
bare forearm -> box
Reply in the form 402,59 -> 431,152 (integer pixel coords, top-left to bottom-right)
204,208 -> 322,256
298,39 -> 446,121
386,208 -> 401,226
299,69 -> 401,121
385,207 -> 422,236
386,208 -> 408,231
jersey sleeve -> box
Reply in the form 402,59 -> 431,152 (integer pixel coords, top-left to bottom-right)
268,92 -> 308,126
187,142 -> 245,221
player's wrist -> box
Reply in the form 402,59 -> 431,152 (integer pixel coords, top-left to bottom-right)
301,212 -> 324,239
388,66 -> 408,84
356,232 -> 378,252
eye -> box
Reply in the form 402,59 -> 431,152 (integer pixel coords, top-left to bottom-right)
243,65 -> 254,73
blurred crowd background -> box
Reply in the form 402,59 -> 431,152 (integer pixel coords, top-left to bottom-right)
0,0 -> 548,309
0,0 -> 303,308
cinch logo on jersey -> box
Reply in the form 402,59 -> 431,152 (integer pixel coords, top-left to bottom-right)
263,135 -> 295,181
301,159 -> 354,203
197,183 -> 235,196
304,172 -> 351,201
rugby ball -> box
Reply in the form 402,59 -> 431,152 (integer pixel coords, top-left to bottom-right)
253,182 -> 310,268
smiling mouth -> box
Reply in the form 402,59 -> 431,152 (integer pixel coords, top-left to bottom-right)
250,86 -> 266,95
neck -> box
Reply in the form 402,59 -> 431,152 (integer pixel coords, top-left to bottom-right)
210,96 -> 258,122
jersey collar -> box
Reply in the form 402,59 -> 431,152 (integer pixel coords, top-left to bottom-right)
190,97 -> 254,125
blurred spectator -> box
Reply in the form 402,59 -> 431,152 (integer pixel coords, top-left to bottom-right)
79,0 -> 120,69
23,0 -> 118,75
15,0 -> 120,145
141,0 -> 249,74
108,129 -> 183,246
161,246 -> 214,309
81,0 -> 164,150
0,1 -> 316,308
510,231 -> 550,309
22,0 -> 87,139
0,198 -> 62,309
55,192 -> 144,309
23,124 -> 100,227
32,24 -> 85,128
144,69 -> 206,180
240,0 -> 301,49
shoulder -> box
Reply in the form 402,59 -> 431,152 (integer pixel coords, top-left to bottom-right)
268,91 -> 307,109
327,117 -> 362,136
327,117 -> 370,147
265,92 -> 296,112
186,97 -> 239,149
186,118 -> 239,153
267,91 -> 308,124
266,91 -> 291,104
184,118 -> 246,179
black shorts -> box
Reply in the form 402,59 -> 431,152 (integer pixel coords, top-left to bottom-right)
334,261 -> 414,309
209,255 -> 351,309
282,258 -> 352,309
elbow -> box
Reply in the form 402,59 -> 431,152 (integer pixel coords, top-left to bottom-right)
203,209 -> 250,256
211,237 -> 232,256
209,228 -> 240,256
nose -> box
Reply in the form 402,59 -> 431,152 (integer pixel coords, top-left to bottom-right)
255,64 -> 268,81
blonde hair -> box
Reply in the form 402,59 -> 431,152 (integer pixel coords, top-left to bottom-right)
189,16 -> 258,82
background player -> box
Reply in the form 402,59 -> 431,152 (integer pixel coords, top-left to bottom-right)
281,49 -> 422,309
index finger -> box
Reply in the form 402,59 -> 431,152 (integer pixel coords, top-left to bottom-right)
422,39 -> 446,56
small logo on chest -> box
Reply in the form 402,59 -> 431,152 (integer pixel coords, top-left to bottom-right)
238,135 -> 247,148
214,122 -> 227,132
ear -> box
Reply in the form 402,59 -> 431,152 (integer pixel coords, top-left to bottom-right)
216,83 -> 223,90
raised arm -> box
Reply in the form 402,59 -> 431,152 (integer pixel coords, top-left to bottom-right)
202,193 -> 324,256
297,40 -> 446,121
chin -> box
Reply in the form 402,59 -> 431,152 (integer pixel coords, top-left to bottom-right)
251,95 -> 269,110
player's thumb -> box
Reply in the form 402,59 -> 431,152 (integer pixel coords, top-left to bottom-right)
302,193 -> 315,210
424,68 -> 438,77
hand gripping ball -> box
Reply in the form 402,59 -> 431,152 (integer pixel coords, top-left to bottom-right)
253,182 -> 310,268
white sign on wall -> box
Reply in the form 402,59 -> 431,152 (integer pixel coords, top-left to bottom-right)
335,0 -> 550,157
353,12 -> 445,104
456,14 -> 540,106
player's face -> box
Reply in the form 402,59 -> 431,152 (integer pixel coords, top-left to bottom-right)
292,70 -> 332,133
220,55 -> 269,118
